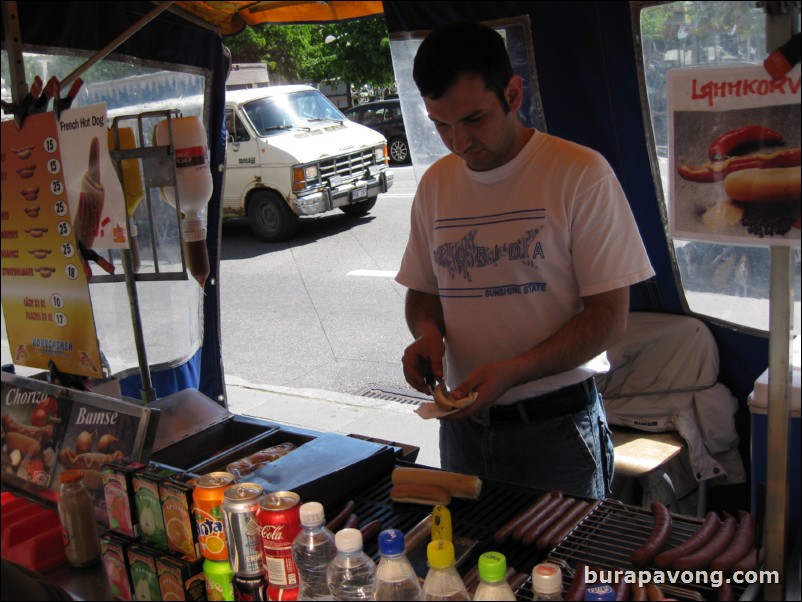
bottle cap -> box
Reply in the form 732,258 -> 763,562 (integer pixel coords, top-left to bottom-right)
299,501 -> 325,526
584,584 -> 617,601
426,539 -> 455,569
59,469 -> 84,484
335,528 -> 363,553
378,529 -> 405,556
477,552 -> 507,583
532,562 -> 562,595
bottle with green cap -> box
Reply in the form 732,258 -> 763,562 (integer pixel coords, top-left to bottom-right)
472,552 -> 516,601
421,539 -> 470,601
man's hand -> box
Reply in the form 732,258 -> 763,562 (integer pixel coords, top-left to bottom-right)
402,332 -> 445,395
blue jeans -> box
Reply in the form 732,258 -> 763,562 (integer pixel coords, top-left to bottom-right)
439,391 -> 614,499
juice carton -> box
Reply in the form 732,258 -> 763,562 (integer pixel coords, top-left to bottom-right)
157,553 -> 206,601
103,460 -> 146,539
101,533 -> 134,601
132,463 -> 179,549
127,543 -> 162,602
160,472 -> 200,558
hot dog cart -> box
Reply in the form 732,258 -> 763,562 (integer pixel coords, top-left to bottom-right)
1,2 -> 799,601
1,371 -> 775,601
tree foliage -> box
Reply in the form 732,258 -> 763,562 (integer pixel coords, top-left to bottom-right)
224,17 -> 394,92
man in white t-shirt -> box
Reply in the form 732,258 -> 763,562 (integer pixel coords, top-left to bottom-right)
395,22 -> 655,498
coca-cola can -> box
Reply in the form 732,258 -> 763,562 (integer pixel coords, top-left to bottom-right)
223,482 -> 265,578
267,584 -> 298,601
234,574 -> 268,601
256,490 -> 301,588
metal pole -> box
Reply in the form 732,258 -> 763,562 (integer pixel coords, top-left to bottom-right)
762,3 -> 798,598
59,1 -> 176,91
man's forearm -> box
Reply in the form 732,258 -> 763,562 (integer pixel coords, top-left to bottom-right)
405,289 -> 445,339
504,287 -> 630,388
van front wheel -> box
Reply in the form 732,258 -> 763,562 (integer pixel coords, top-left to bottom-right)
340,196 -> 377,216
248,191 -> 298,242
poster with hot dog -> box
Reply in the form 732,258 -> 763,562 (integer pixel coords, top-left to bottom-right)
668,64 -> 800,245
1,372 -> 161,524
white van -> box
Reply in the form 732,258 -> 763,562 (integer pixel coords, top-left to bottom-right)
223,85 -> 394,241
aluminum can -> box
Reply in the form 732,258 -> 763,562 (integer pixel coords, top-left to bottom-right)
203,558 -> 235,601
256,490 -> 301,588
194,471 -> 235,561
223,482 -> 265,578
267,584 -> 298,601
234,575 -> 268,601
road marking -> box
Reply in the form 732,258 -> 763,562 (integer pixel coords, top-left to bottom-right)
347,269 -> 398,278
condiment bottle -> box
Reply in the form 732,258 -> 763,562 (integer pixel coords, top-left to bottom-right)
421,539 -> 469,601
532,562 -> 564,601
473,551 -> 516,601
58,469 -> 101,567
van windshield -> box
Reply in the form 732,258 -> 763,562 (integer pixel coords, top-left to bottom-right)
242,90 -> 345,136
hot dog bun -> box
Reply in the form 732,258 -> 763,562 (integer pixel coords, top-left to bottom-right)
433,384 -> 478,411
724,167 -> 801,203
391,466 -> 482,499
390,483 -> 452,505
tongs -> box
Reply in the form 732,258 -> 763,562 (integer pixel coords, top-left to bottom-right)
424,371 -> 447,396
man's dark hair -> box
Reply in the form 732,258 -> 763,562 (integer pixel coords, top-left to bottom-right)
413,21 -> 513,112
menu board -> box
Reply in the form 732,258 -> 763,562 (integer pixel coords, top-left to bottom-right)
1,111 -> 105,377
1,372 -> 160,524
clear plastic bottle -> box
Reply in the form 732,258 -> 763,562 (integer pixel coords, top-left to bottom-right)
372,529 -> 422,601
291,501 -> 337,601
57,469 -> 101,567
326,528 -> 377,601
531,562 -> 564,601
472,552 -> 516,601
420,539 -> 469,601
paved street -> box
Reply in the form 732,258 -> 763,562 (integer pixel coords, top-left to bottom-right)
218,166 -> 417,397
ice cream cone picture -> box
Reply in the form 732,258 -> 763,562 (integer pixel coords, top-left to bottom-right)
73,137 -> 105,249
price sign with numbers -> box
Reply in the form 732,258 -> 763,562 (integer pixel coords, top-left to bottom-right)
0,111 -> 103,378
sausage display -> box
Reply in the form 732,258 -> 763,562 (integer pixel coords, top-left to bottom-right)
326,500 -> 356,532
522,497 -> 577,546
224,442 -> 296,478
537,499 -> 599,550
511,492 -> 564,542
710,511 -> 755,572
672,514 -> 737,571
565,562 -> 588,601
493,490 -> 560,544
630,503 -> 672,567
653,511 -> 721,569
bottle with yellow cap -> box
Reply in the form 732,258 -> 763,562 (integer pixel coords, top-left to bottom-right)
421,539 -> 470,601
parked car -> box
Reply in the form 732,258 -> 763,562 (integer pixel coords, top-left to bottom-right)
343,99 -> 410,165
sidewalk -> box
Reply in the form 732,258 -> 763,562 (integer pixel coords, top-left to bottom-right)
223,375 -> 442,468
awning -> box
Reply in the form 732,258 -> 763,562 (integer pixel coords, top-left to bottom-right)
173,1 -> 385,35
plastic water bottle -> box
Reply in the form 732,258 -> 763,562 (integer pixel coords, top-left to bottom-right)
531,562 -> 564,601
421,539 -> 469,601
372,529 -> 422,601
326,528 -> 377,601
291,502 -> 337,601
472,552 -> 516,601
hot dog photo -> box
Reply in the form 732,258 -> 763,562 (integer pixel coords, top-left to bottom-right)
668,65 -> 800,245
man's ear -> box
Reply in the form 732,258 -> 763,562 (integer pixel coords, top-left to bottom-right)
506,75 -> 524,112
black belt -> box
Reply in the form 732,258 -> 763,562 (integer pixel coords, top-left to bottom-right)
471,377 -> 597,425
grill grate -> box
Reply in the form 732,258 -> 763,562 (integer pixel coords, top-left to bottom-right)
330,467 -> 750,601
546,499 -> 749,601
354,385 -> 429,406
